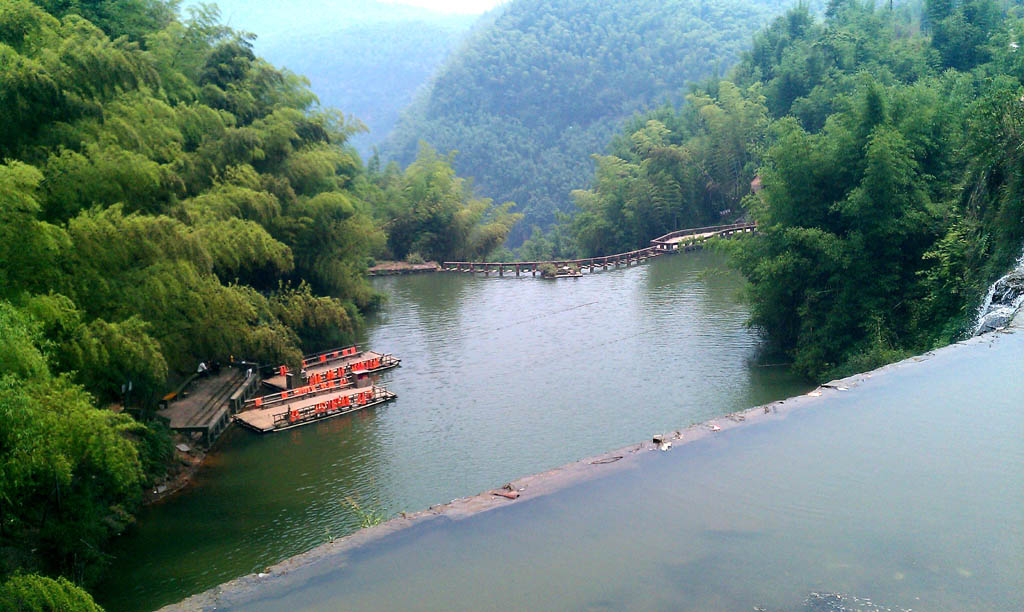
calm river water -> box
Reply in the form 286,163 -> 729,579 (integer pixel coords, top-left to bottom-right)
208,318 -> 1024,612
97,252 -> 810,611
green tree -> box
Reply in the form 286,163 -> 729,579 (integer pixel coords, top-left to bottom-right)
0,573 -> 104,612
378,144 -> 521,261
570,83 -> 768,256
0,301 -> 145,582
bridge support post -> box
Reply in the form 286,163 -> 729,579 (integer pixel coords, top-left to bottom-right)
499,265 -> 503,277
516,264 -> 520,276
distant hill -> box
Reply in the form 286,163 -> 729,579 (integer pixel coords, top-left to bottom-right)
184,0 -> 480,155
383,0 -> 792,243
206,0 -> 452,32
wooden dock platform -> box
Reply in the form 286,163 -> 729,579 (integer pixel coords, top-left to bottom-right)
262,347 -> 400,391
157,365 -> 260,447
234,385 -> 396,433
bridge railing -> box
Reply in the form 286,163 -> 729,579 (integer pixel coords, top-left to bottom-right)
300,346 -> 360,368
649,222 -> 755,245
244,377 -> 351,411
443,246 -> 659,270
442,223 -> 755,272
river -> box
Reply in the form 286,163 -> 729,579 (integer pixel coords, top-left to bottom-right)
97,251 -> 810,612
185,315 -> 1024,612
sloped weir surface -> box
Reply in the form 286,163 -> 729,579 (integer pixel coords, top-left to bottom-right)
180,322 -> 1023,612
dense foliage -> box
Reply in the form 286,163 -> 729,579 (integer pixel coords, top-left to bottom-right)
570,82 -> 768,256
568,0 -> 1024,378
368,145 -> 522,262
735,0 -> 1024,377
384,0 -> 792,244
0,0 -> 515,602
1,0 -> 385,384
0,574 -> 104,612
0,302 -> 150,585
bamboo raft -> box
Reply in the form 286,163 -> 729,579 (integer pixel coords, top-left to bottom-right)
235,384 -> 396,433
262,346 -> 401,391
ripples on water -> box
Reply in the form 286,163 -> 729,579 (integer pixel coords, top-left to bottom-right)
97,252 -> 810,612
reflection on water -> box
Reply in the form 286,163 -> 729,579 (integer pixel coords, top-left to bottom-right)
220,325 -> 1024,612
97,252 -> 810,612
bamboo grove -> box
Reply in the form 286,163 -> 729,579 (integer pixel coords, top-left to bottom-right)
563,0 -> 1024,378
0,1 -> 517,606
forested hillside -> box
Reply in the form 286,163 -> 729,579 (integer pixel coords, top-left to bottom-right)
187,0 -> 480,156
568,0 -> 1024,379
384,0 -> 792,244
264,18 -> 476,156
0,1 -> 514,606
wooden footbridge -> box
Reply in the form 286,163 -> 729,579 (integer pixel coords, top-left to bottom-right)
442,222 -> 755,276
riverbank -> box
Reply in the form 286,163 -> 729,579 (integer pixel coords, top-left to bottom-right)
143,434 -> 208,505
159,317 -> 1019,611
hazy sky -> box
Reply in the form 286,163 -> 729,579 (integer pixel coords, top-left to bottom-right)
380,0 -> 504,14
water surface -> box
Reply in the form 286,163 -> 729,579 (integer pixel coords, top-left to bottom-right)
216,325 -> 1024,612
98,252 -> 809,611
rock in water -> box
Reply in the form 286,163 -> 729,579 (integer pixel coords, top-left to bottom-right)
804,591 -> 912,612
757,591 -> 913,612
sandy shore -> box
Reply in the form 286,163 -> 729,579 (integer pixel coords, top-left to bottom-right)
159,321 -> 1019,611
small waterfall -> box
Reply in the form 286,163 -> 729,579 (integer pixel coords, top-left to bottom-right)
972,248 -> 1024,336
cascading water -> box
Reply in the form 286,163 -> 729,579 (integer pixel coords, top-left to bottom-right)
972,247 -> 1024,336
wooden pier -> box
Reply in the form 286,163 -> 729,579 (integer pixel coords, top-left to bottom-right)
442,222 -> 755,277
234,384 -> 396,433
156,364 -> 261,447
262,346 -> 401,391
